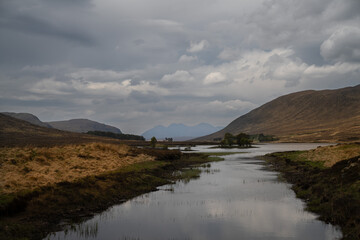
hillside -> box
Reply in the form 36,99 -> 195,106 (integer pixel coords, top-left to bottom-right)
142,123 -> 222,140
47,119 -> 122,134
1,112 -> 122,134
2,112 -> 52,128
196,85 -> 360,142
0,114 -> 121,147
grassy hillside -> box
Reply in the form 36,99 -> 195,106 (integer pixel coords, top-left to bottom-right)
0,114 -> 134,147
196,85 -> 360,142
1,112 -> 52,128
47,119 -> 122,133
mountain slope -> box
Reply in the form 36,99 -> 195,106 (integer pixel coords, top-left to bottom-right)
1,112 -> 122,134
2,112 -> 52,128
0,114 -> 116,147
47,119 -> 122,134
196,85 -> 360,142
142,123 -> 223,140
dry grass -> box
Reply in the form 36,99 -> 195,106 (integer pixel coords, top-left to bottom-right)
298,143 -> 360,167
0,143 -> 154,194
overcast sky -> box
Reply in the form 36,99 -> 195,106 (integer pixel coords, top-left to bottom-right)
1,0 -> 360,134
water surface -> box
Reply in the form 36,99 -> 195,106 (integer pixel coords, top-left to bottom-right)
46,143 -> 341,240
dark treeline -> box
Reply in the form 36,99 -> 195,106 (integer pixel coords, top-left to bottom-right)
220,132 -> 252,148
250,133 -> 278,142
87,131 -> 145,141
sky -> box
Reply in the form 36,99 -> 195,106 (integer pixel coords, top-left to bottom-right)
0,0 -> 360,134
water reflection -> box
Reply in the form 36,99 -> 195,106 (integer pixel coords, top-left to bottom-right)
45,143 -> 341,240
45,222 -> 98,240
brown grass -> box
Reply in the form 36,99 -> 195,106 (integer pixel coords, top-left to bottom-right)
298,143 -> 360,167
0,143 -> 154,194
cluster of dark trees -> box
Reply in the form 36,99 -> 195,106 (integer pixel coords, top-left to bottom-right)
250,133 -> 278,142
220,132 -> 252,148
87,131 -> 145,141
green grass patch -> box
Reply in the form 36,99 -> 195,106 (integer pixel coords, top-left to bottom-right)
271,151 -> 325,169
177,168 -> 202,183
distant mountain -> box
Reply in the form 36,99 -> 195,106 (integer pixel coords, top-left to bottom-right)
142,123 -> 223,140
2,112 -> 52,128
47,119 -> 122,134
1,112 -> 122,134
195,84 -> 360,142
0,113 -> 114,147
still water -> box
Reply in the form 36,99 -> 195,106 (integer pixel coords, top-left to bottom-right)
46,143 -> 342,240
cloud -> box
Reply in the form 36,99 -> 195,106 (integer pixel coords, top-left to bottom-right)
320,26 -> 360,63
1,0 -> 360,134
178,55 -> 198,63
218,48 -> 242,61
208,99 -> 257,112
67,68 -> 138,82
160,70 -> 194,87
29,78 -> 72,95
187,40 -> 209,53
0,1 -> 95,46
71,79 -> 167,97
144,19 -> 184,32
203,72 -> 227,85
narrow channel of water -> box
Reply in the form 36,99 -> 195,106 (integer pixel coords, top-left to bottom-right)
45,143 -> 342,240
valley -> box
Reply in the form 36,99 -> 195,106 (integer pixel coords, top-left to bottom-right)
0,85 -> 359,240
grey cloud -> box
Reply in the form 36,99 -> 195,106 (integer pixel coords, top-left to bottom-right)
246,0 -> 360,64
321,26 -> 360,63
2,14 -> 95,46
40,0 -> 93,8
1,0 -> 360,133
129,91 -> 161,104
0,1 -> 95,46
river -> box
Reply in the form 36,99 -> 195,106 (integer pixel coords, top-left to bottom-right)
45,143 -> 342,240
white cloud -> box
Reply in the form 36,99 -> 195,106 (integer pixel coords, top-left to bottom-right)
181,48 -> 360,102
29,78 -> 71,95
160,70 -> 194,87
208,99 -> 257,111
203,72 -> 226,85
72,79 -> 167,97
187,40 -> 209,53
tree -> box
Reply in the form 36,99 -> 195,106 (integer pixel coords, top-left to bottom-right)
236,133 -> 252,147
150,136 -> 157,148
221,133 -> 235,147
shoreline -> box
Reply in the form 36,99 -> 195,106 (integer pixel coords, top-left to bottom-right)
0,148 -> 223,240
263,143 -> 360,240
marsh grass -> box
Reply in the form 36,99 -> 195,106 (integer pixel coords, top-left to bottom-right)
0,143 -> 154,195
177,168 -> 202,183
265,143 -> 360,239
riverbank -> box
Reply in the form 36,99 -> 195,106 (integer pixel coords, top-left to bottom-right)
0,143 -> 223,240
264,143 -> 360,240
